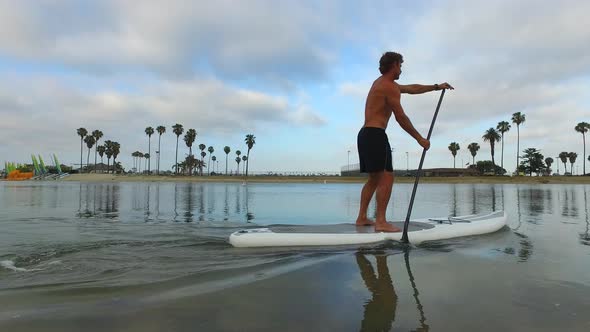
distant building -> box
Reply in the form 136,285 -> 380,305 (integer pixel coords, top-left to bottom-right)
341,163 -> 478,177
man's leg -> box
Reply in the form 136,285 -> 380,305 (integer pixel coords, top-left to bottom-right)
375,171 -> 400,232
356,172 -> 382,226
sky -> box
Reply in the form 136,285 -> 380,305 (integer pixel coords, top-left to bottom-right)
1,0 -> 589,174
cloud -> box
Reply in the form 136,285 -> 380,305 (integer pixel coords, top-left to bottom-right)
0,0 -> 362,83
0,74 -> 324,163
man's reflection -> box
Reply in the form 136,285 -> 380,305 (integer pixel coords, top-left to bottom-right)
356,252 -> 397,332
356,249 -> 429,332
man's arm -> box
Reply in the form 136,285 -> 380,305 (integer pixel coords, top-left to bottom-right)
398,82 -> 454,95
385,84 -> 430,149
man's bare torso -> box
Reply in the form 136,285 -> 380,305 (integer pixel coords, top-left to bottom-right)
363,77 -> 396,129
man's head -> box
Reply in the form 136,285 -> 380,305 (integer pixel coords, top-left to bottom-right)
379,52 -> 403,79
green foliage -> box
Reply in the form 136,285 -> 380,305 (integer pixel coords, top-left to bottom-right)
520,148 -> 546,176
470,160 -> 506,175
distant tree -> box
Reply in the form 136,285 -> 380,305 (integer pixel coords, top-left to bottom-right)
482,128 -> 501,172
568,152 -> 578,174
235,156 -> 241,175
545,157 -> 554,175
244,134 -> 256,176
448,142 -> 460,168
575,122 -> 589,175
77,128 -> 88,171
496,121 -> 511,171
224,146 -> 231,175
559,151 -> 569,174
472,160 -> 506,175
520,148 -> 546,176
145,126 -> 154,174
512,112 -> 526,172
92,130 -> 104,173
84,135 -> 96,172
208,146 -> 214,175
156,125 -> 166,175
467,142 -> 480,165
172,124 -> 184,174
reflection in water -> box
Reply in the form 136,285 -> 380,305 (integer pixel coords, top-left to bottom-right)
356,252 -> 397,332
451,185 -> 457,217
356,249 -> 429,332
145,184 -> 151,222
223,185 -> 229,221
77,183 -> 119,219
581,188 -> 589,246
504,185 -> 533,262
184,184 -> 194,223
491,185 -> 496,211
562,187 -> 579,219
471,185 -> 476,215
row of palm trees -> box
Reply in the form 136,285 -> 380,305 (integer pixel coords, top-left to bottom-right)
447,113 -> 589,175
139,124 -> 257,176
76,128 -> 121,173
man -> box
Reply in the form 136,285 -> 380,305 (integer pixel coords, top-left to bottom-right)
356,52 -> 453,232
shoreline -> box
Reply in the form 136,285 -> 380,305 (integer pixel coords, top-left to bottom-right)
39,173 -> 590,184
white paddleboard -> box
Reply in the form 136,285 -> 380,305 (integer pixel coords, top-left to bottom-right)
229,211 -> 507,248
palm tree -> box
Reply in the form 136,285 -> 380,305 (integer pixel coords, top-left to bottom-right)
482,128 -> 501,172
77,128 -> 87,172
545,157 -> 554,175
200,151 -> 206,165
131,151 -> 137,172
156,126 -> 166,175
235,156 -> 241,175
84,135 -> 96,172
211,156 -> 217,174
111,142 -> 121,174
575,122 -> 589,175
559,152 -> 569,174
207,146 -> 214,175
244,134 -> 256,176
511,112 -> 526,172
92,130 -> 103,173
448,142 -> 460,168
467,142 -> 480,166
172,124 -> 184,174
144,153 -> 150,172
496,121 -> 511,171
568,152 -> 577,175
198,144 -> 206,175
184,155 -> 197,176
137,152 -> 144,173
183,129 -> 197,175
97,145 -> 105,172
104,140 -> 114,173
224,146 -> 231,175
242,155 -> 247,174
145,127 -> 154,174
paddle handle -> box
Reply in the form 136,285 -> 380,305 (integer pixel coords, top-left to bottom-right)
401,89 -> 446,243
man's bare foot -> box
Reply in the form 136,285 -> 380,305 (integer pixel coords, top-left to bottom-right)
355,217 -> 375,226
375,222 -> 401,232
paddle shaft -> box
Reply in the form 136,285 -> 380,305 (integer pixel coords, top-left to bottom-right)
401,89 -> 446,243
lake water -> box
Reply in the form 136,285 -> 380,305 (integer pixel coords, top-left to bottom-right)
1,181 -> 589,331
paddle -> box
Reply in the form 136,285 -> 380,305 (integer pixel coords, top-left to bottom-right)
401,89 -> 446,243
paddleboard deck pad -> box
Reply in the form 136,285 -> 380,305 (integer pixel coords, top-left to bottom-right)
229,211 -> 507,247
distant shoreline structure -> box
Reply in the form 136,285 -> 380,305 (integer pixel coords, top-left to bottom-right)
40,173 -> 590,184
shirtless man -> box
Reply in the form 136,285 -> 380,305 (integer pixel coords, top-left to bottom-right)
356,52 -> 453,232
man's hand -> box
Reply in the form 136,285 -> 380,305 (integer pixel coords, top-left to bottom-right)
418,138 -> 430,150
438,82 -> 454,90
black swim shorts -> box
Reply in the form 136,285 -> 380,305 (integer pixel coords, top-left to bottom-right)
357,127 -> 393,173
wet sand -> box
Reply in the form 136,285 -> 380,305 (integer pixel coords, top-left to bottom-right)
57,173 -> 590,184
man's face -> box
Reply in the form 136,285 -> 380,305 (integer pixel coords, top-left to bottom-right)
393,62 -> 402,80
